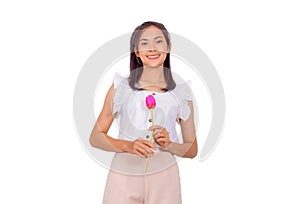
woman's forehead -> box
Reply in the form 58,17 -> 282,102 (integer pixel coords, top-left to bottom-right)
139,26 -> 165,39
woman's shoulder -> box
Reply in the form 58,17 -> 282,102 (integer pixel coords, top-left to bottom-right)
171,77 -> 193,122
113,72 -> 130,89
172,78 -> 192,101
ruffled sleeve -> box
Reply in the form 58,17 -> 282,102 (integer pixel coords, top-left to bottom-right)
173,80 -> 193,124
112,72 -> 131,119
113,72 -> 123,89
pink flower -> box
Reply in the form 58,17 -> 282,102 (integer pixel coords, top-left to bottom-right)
144,94 -> 156,173
145,95 -> 156,109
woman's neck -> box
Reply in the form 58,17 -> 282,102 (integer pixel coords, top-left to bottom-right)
139,66 -> 165,84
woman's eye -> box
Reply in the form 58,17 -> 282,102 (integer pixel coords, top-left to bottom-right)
141,42 -> 147,46
156,40 -> 163,43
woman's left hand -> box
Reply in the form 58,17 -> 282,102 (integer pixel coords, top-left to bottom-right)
148,125 -> 170,148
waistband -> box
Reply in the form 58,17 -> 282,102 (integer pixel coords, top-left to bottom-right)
109,151 -> 178,176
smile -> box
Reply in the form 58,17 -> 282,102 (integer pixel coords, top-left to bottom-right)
146,54 -> 160,59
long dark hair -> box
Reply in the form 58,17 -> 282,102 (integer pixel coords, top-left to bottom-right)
128,21 -> 176,91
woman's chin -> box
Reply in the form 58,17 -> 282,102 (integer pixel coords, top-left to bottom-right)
144,62 -> 164,68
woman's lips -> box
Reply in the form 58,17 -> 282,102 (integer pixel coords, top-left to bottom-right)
146,54 -> 160,59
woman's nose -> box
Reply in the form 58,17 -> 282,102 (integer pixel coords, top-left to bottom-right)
147,42 -> 156,52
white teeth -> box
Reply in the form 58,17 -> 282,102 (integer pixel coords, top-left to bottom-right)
147,55 -> 159,59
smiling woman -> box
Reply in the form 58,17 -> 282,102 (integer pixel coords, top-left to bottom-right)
90,21 -> 197,204
135,29 -> 169,68
129,21 -> 176,92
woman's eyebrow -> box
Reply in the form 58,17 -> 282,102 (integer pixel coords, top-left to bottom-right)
154,36 -> 163,39
140,36 -> 164,41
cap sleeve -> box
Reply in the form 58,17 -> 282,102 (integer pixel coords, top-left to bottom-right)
174,80 -> 193,124
113,72 -> 123,89
112,72 -> 131,119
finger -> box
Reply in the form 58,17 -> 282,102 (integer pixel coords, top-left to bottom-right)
134,140 -> 148,152
142,140 -> 157,149
135,146 -> 148,157
153,128 -> 168,136
139,142 -> 154,154
153,129 -> 162,137
162,128 -> 168,134
156,138 -> 166,143
132,145 -> 145,157
152,131 -> 159,138
154,132 -> 164,140
137,140 -> 155,153
148,125 -> 162,131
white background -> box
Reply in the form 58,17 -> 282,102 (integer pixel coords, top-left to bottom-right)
1,0 -> 299,203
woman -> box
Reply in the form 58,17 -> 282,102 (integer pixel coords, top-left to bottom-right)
90,21 -> 197,204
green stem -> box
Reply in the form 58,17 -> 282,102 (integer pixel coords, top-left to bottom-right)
150,108 -> 154,142
145,108 -> 154,173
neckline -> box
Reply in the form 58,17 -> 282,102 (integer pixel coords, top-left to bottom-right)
142,89 -> 170,94
135,82 -> 170,94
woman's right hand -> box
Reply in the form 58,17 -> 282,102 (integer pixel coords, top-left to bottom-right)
126,138 -> 157,157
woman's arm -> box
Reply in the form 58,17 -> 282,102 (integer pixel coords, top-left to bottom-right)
89,83 -> 156,157
90,83 -> 126,152
165,100 -> 198,158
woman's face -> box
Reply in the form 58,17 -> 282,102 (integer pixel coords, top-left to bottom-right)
135,25 -> 170,68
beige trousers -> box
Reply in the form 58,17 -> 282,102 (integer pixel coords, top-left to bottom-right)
102,151 -> 182,204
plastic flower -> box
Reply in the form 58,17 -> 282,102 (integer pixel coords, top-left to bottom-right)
145,94 -> 156,173
145,95 -> 156,109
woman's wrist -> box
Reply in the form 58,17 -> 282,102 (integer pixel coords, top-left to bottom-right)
121,140 -> 131,153
163,141 -> 197,158
163,141 -> 174,152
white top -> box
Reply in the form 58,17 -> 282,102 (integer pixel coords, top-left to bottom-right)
112,72 -> 192,150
